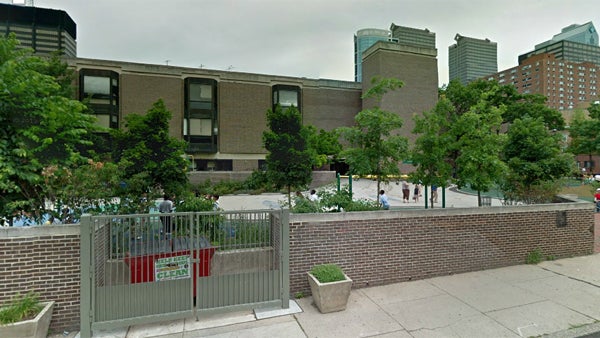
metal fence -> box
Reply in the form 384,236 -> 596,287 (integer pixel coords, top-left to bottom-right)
80,209 -> 289,338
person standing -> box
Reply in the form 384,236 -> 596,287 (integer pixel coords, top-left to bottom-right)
158,194 -> 174,236
431,185 -> 438,204
413,184 -> 421,202
402,181 -> 410,203
379,190 -> 390,210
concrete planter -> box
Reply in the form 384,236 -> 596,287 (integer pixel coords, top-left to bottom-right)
0,301 -> 54,338
307,272 -> 353,313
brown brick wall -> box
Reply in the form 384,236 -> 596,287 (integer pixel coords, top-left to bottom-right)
219,82 -> 271,154
303,87 -> 361,131
120,73 -> 184,139
288,204 -> 594,295
0,226 -> 81,333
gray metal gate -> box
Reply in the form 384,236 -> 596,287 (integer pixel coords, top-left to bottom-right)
80,209 -> 289,338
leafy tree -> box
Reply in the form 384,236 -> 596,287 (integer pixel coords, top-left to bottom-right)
304,126 -> 342,168
569,105 -> 600,174
263,104 -> 313,205
452,96 -> 507,206
411,97 -> 457,206
0,34 -> 97,222
502,117 -> 574,204
111,99 -> 188,198
337,77 -> 408,198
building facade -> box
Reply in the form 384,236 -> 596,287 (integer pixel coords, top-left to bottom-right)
488,53 -> 598,111
354,28 -> 392,82
449,34 -> 497,85
390,23 -> 435,50
0,3 -> 76,57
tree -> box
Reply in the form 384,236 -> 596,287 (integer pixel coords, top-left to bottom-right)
569,106 -> 600,174
263,104 -> 313,206
452,97 -> 507,206
304,125 -> 342,168
111,99 -> 188,197
411,97 -> 456,206
0,34 -> 97,222
337,77 -> 408,199
502,117 -> 574,204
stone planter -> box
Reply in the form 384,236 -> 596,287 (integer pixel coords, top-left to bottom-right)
307,272 -> 353,313
0,301 -> 54,338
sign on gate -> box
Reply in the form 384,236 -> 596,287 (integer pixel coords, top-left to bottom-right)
155,255 -> 191,281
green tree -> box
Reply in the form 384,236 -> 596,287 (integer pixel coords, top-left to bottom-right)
452,97 -> 507,206
569,106 -> 600,174
111,99 -> 188,197
263,104 -> 313,205
0,34 -> 97,222
411,97 -> 456,206
502,117 -> 574,204
304,126 -> 342,168
337,77 -> 408,199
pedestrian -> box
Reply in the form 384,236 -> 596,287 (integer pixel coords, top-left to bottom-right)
158,194 -> 173,237
431,185 -> 438,203
402,181 -> 410,203
379,190 -> 390,210
212,194 -> 221,211
413,184 -> 421,202
594,188 -> 600,212
308,189 -> 320,202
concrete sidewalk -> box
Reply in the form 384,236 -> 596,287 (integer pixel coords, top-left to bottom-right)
87,254 -> 600,338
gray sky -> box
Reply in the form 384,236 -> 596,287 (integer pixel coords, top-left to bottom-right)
19,0 -> 600,86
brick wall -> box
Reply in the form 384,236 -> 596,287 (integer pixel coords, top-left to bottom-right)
288,203 -> 594,295
0,225 -> 80,333
0,202 -> 594,331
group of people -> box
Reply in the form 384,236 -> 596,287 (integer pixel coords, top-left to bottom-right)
379,182 -> 439,210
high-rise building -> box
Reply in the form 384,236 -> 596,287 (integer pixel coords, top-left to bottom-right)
354,28 -> 392,82
389,23 -> 435,50
487,53 -> 598,111
519,22 -> 600,65
448,34 -> 497,85
0,2 -> 76,57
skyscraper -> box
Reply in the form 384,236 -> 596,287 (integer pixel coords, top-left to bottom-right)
519,22 -> 600,65
448,34 -> 497,85
389,23 -> 435,50
354,28 -> 391,82
0,2 -> 77,57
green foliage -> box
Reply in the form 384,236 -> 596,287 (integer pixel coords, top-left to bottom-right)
263,105 -> 313,205
289,187 -> 379,213
0,34 -> 97,220
175,193 -> 214,212
112,99 -> 188,196
310,264 -> 346,283
338,77 -> 408,198
294,291 -> 305,299
526,248 -> 544,264
501,117 -> 574,204
304,125 -> 342,168
0,292 -> 43,324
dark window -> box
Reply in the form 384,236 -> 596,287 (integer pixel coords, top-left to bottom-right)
79,69 -> 119,129
272,85 -> 301,112
185,78 -> 217,153
193,159 -> 232,171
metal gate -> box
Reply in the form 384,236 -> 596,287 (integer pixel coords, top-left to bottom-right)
80,209 -> 289,338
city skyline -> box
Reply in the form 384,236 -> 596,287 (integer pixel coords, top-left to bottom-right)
16,0 -> 600,86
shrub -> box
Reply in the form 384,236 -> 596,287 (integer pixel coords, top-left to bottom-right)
526,248 -> 544,264
310,264 -> 346,283
0,292 -> 43,324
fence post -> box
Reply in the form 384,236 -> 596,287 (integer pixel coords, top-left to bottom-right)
79,214 -> 93,338
280,209 -> 290,309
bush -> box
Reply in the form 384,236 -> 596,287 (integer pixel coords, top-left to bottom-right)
310,264 -> 346,283
0,292 -> 42,324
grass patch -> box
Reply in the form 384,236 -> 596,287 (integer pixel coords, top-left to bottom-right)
0,292 -> 43,324
310,264 -> 346,283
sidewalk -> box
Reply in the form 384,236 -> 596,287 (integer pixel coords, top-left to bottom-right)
86,254 -> 600,338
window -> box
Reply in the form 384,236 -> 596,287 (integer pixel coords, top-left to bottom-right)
79,69 -> 119,129
184,78 -> 217,153
272,85 -> 301,112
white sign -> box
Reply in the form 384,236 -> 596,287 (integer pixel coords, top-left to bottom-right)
154,255 -> 191,281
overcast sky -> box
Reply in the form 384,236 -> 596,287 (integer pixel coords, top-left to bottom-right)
14,0 -> 599,86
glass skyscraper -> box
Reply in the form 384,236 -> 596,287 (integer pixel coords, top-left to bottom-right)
354,28 -> 391,82
448,34 -> 497,85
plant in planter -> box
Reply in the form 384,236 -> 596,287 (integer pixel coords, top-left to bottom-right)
0,292 -> 55,338
307,263 -> 353,313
